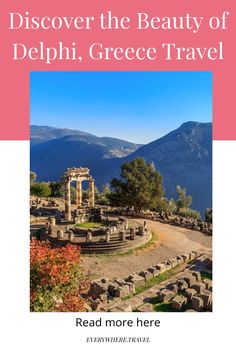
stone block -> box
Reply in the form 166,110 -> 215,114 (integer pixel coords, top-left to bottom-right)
177,279 -> 189,292
110,303 -> 132,312
184,275 -> 197,287
163,261 -> 172,270
181,253 -> 190,262
49,217 -> 56,226
184,288 -> 197,301
168,258 -> 178,268
88,279 -> 109,299
108,282 -> 118,297
90,299 -> 103,311
158,289 -> 176,302
138,270 -> 153,281
193,226 -> 201,231
114,285 -> 130,298
172,295 -> 188,311
203,278 -> 212,291
137,303 -> 154,312
126,281 -> 136,295
126,274 -> 146,288
167,283 -> 178,293
191,271 -> 202,281
191,281 -> 206,294
192,296 -> 204,311
200,290 -> 212,310
100,278 -> 109,284
57,229 -> 64,239
176,255 -> 184,265
108,307 -> 122,312
155,263 -> 166,273
114,278 -> 127,286
189,251 -> 197,260
147,267 -> 159,276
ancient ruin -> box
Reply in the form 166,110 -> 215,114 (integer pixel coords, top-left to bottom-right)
30,167 -> 151,253
44,214 -> 151,254
86,251 -> 213,312
64,167 -> 95,221
30,166 -> 213,312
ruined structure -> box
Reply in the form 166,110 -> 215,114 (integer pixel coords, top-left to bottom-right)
64,167 -> 95,221
86,251 -> 213,312
45,216 -> 151,254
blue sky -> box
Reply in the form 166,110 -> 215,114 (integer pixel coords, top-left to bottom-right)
30,71 -> 212,144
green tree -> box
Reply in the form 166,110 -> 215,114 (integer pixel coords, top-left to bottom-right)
156,198 -> 177,214
70,186 -> 76,203
176,185 -> 192,211
49,181 -> 64,198
178,207 -> 201,220
30,171 -> 37,186
30,182 -> 51,197
102,183 -> 111,197
109,157 -> 164,211
82,189 -> 88,200
96,184 -> 111,206
205,208 -> 212,223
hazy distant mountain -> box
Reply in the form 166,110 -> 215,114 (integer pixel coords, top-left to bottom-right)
30,125 -> 94,145
30,125 -> 142,180
30,122 -> 212,215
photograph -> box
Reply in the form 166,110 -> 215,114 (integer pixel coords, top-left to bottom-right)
30,71 -> 212,312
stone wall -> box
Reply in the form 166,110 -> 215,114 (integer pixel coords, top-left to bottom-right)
86,250 -> 206,311
108,207 -> 212,235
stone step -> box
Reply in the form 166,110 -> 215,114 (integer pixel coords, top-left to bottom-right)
48,233 -> 150,254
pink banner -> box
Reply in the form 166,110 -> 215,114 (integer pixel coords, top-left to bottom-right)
0,0 -> 235,140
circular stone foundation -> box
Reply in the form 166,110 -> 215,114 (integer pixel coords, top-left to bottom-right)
44,208 -> 151,254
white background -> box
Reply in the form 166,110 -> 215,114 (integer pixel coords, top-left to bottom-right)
0,141 -> 235,353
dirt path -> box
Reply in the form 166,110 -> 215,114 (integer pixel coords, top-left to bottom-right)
81,218 -> 212,280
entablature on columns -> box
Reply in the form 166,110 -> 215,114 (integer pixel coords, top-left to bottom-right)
64,167 -> 92,182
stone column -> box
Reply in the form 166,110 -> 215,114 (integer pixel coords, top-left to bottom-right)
144,220 -> 148,231
105,231 -> 110,243
89,179 -> 95,207
76,180 -> 82,208
65,181 -> 72,221
49,217 -> 56,226
130,227 -> 136,239
86,231 -> 93,243
57,229 -> 64,239
68,230 -> 75,241
119,230 -> 126,241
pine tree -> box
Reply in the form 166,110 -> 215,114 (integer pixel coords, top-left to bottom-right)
110,157 -> 164,211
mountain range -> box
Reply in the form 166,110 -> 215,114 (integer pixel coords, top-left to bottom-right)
30,122 -> 212,216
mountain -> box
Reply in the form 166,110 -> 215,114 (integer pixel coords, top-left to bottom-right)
124,121 -> 212,215
30,125 -> 94,145
30,126 -> 142,181
30,122 -> 212,215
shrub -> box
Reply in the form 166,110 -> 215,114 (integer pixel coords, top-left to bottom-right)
176,185 -> 192,211
30,239 -> 85,312
156,198 -> 177,214
205,208 -> 212,223
30,182 -> 51,197
49,181 -> 64,197
178,207 -> 201,220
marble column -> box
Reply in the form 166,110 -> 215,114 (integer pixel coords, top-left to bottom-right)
65,181 -> 72,221
76,180 -> 82,208
88,179 -> 95,207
